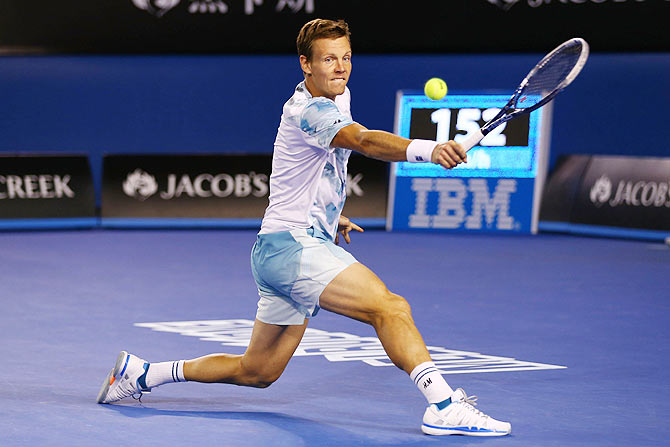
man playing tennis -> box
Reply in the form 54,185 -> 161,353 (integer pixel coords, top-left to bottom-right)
97,18 -> 511,437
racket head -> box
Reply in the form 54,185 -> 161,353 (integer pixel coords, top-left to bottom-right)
513,38 -> 590,112
467,38 -> 589,150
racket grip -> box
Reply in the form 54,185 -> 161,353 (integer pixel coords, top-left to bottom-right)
461,129 -> 484,153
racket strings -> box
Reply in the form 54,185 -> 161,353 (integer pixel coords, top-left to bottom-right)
518,41 -> 586,108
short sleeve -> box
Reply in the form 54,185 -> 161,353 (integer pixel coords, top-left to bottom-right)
300,97 -> 354,151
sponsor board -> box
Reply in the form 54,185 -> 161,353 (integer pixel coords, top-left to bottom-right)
131,0 -> 313,16
102,153 -> 387,223
102,154 -> 271,219
0,1 -> 666,54
0,155 -> 95,220
388,92 -> 550,233
540,155 -> 670,234
391,177 -> 534,232
342,154 -> 388,220
538,155 -> 590,223
576,157 -> 670,230
136,319 -> 566,375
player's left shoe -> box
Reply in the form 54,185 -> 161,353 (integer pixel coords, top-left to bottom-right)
421,388 -> 511,436
96,351 -> 151,404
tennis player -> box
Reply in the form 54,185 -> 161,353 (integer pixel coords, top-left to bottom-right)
97,18 -> 511,437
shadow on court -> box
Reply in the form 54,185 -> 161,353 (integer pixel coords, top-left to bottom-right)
101,403 -> 483,446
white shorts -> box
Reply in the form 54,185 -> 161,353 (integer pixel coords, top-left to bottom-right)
250,227 -> 357,325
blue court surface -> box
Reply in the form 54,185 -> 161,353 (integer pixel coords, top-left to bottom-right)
1,229 -> 668,446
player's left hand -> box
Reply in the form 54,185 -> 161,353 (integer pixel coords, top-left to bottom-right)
335,215 -> 364,245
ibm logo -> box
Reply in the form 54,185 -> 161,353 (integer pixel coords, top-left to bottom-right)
409,178 -> 517,230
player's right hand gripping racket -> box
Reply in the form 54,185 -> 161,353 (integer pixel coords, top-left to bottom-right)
462,37 -> 590,152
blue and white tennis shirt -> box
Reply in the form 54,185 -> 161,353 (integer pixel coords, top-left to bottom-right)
259,81 -> 354,240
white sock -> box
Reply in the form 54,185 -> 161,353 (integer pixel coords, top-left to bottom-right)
145,360 -> 186,388
410,361 -> 454,404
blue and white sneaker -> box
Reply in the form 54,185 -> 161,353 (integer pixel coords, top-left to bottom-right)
96,351 -> 151,404
421,388 -> 511,436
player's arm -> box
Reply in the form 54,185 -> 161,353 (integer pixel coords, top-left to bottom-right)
331,123 -> 467,169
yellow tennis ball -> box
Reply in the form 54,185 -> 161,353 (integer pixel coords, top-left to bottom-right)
424,77 -> 448,100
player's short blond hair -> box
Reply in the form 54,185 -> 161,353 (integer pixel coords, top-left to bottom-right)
296,19 -> 351,61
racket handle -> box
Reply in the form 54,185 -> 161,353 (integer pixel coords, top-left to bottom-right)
462,129 -> 484,153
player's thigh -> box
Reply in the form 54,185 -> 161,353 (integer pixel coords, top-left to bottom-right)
319,262 -> 397,324
242,318 -> 308,375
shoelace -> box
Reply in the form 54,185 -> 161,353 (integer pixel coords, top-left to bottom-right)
457,388 -> 478,406
451,389 -> 491,425
110,377 -> 144,402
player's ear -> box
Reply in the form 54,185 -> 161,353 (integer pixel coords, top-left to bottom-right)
299,55 -> 312,77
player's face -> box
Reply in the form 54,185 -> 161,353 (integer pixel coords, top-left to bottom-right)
301,36 -> 352,100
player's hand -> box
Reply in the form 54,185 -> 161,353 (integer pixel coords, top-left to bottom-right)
431,140 -> 467,169
335,215 -> 364,245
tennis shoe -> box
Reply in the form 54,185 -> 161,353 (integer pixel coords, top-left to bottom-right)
421,388 -> 511,436
96,351 -> 151,404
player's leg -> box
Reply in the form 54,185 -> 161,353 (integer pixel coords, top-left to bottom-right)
319,261 -> 511,436
318,262 -> 430,374
183,318 -> 307,387
97,318 -> 307,403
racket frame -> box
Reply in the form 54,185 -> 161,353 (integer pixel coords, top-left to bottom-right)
463,37 -> 589,152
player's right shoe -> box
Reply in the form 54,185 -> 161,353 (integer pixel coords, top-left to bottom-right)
421,388 -> 511,436
96,351 -> 152,404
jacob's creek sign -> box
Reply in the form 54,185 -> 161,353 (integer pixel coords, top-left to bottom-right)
0,155 -> 95,219
102,154 -> 387,220
540,155 -> 670,232
121,168 -> 269,201
0,174 -> 75,199
102,154 -> 272,219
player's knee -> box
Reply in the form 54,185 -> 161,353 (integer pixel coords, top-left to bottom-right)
371,291 -> 413,326
250,375 -> 277,389
388,293 -> 413,319
239,362 -> 283,388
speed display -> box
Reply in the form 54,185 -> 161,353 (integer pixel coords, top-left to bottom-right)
395,94 -> 545,178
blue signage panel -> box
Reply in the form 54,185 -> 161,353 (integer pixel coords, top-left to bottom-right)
388,92 -> 551,233
391,177 -> 535,232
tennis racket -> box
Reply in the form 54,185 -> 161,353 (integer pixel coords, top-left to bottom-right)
462,37 -> 590,152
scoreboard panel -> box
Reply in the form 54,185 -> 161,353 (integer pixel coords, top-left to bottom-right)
387,92 -> 552,233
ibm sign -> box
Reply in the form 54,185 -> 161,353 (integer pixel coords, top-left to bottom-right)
387,93 -> 551,234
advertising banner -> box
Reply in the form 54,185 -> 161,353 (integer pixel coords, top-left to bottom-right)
342,154 -> 388,221
0,155 -> 95,223
387,91 -> 551,234
103,154 -> 271,219
390,177 -> 535,233
539,155 -> 591,223
102,153 -> 387,226
573,156 -> 670,231
540,155 -> 670,238
0,0 -> 666,54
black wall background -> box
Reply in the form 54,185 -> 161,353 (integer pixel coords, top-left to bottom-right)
0,0 -> 667,54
